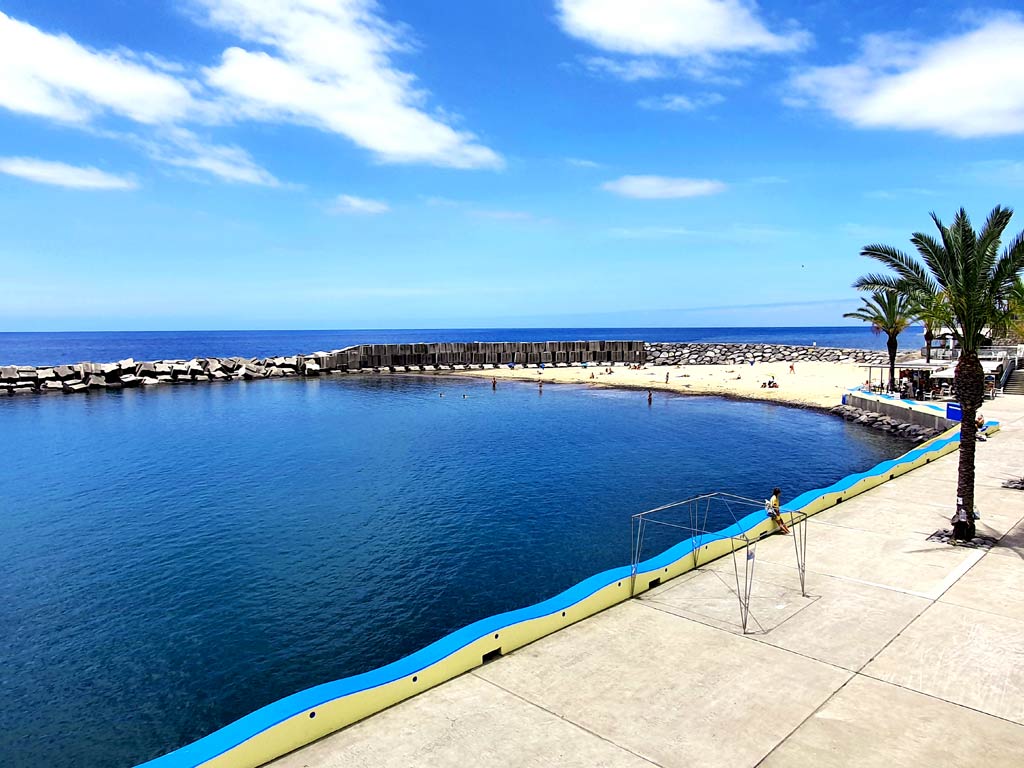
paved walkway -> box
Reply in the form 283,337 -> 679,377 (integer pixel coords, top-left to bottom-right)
271,399 -> 1024,768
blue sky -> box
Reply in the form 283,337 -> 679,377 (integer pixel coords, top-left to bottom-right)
0,0 -> 1022,331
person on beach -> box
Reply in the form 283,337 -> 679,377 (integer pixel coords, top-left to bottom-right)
976,413 -> 987,441
789,362 -> 795,374
766,487 -> 790,534
492,377 -> 497,390
665,372 -> 670,384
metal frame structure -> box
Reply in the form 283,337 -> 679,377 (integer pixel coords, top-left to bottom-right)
630,492 -> 809,633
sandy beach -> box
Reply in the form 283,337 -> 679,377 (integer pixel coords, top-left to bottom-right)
451,360 -> 866,409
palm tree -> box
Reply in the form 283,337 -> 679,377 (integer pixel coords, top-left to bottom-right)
913,290 -> 951,364
844,291 -> 914,391
855,207 -> 1024,541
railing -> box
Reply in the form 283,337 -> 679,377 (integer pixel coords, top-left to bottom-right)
1000,357 -> 1017,392
920,346 -> 1019,363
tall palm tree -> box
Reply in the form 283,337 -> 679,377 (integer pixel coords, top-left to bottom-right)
844,291 -> 914,391
855,207 -> 1024,541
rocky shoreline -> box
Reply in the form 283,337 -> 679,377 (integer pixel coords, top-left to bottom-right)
829,403 -> 942,443
646,342 -> 888,366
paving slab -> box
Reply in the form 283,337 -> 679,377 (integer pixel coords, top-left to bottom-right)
940,553 -> 1024,621
752,520 -> 976,597
863,601 -> 1024,725
475,600 -> 850,768
664,558 -> 932,671
268,672 -> 656,768
761,675 -> 1024,768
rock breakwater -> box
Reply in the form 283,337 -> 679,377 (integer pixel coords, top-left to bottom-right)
829,404 -> 941,443
645,342 -> 887,366
0,340 -> 646,396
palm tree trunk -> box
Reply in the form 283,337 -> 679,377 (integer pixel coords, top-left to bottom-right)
887,335 -> 898,391
953,351 -> 984,541
924,327 -> 933,363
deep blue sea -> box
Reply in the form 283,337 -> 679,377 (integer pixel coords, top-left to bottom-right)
0,374 -> 911,768
0,326 -> 925,366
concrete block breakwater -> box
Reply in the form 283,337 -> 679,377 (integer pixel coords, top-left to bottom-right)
0,341 -> 645,395
646,342 -> 888,366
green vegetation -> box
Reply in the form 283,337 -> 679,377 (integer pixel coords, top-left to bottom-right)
843,291 -> 915,391
854,206 -> 1024,540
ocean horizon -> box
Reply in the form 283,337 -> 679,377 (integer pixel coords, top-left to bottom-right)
0,326 -> 924,367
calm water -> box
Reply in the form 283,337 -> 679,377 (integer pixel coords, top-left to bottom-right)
0,376 -> 910,767
0,326 -> 925,366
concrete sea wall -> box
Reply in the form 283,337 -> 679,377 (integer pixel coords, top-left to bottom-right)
645,342 -> 888,366
133,419 -> 996,768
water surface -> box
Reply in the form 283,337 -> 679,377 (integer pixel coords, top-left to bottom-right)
0,376 -> 910,767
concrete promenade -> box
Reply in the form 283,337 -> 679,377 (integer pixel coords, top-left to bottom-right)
272,399 -> 1024,768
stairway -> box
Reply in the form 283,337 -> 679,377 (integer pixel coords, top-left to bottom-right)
1004,369 -> 1024,395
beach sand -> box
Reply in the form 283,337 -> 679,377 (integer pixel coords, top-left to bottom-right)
449,360 -> 866,409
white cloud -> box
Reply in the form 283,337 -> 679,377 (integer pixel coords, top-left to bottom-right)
196,0 -> 502,169
332,194 -> 390,214
0,5 -> 501,187
558,0 -> 808,57
565,157 -> 602,168
0,11 -> 196,125
790,15 -> 1024,138
471,209 -> 534,221
150,128 -> 280,186
581,56 -> 669,81
965,160 -> 1024,187
864,187 -> 934,200
638,92 -> 724,111
602,175 -> 726,199
0,157 -> 138,189
608,224 -> 794,239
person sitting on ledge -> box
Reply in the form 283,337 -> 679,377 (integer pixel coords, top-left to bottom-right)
976,413 -> 988,441
766,487 -> 791,534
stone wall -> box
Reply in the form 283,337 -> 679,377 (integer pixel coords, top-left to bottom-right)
645,342 -> 888,366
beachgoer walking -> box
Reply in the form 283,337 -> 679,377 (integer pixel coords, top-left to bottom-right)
766,487 -> 790,534
789,363 -> 795,374
665,372 -> 669,384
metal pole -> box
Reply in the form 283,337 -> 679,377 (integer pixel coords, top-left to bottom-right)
791,512 -> 808,597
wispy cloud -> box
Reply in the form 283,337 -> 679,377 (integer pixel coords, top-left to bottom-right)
331,194 -> 390,215
0,156 -> 138,189
580,55 -> 669,81
196,0 -> 502,169
608,225 -> 796,240
0,11 -> 197,125
559,0 -> 808,82
565,157 -> 602,168
964,159 -> 1024,187
602,174 -> 726,199
0,2 -> 502,187
789,14 -> 1024,138
470,209 -> 534,221
864,187 -> 935,200
637,92 -> 724,111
